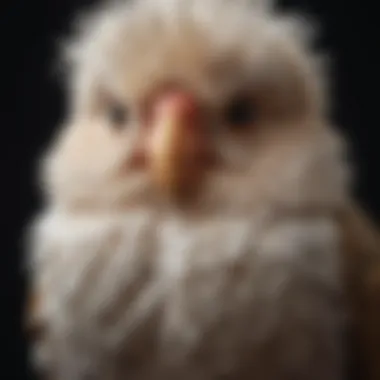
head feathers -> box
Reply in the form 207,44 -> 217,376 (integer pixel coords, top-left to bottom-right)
60,0 -> 327,116
42,0 -> 344,214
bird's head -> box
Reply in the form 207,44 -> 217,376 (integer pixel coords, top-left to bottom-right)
41,0 -> 345,215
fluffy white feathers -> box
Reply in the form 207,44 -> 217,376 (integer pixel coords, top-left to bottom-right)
29,1 -> 352,379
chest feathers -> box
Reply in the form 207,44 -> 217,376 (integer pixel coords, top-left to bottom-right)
30,209 -> 346,380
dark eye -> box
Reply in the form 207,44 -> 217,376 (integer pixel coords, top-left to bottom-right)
108,101 -> 128,128
224,96 -> 256,129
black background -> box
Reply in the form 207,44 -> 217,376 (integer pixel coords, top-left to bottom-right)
2,0 -> 379,379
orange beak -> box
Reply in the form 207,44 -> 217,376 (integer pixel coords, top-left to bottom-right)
147,91 -> 206,200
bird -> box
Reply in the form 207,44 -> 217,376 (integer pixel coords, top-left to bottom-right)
25,0 -> 380,379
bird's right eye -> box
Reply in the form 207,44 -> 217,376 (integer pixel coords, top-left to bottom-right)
224,95 -> 257,131
108,101 -> 129,128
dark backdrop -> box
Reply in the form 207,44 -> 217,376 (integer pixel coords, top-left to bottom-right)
2,0 -> 379,379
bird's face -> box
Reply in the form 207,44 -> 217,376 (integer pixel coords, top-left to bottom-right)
43,0 -> 327,214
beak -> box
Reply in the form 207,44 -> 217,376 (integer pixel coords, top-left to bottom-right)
147,91 -> 206,200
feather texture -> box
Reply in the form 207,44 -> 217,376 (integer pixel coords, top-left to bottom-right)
26,0 -> 380,379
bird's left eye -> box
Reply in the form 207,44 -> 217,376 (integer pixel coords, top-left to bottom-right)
108,101 -> 129,128
224,96 -> 256,130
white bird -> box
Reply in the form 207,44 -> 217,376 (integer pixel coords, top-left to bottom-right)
25,0 -> 380,379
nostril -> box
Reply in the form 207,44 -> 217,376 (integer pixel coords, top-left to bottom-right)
129,148 -> 147,169
199,148 -> 219,171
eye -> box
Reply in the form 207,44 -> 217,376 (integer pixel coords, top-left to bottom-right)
107,101 -> 129,128
224,96 -> 257,130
